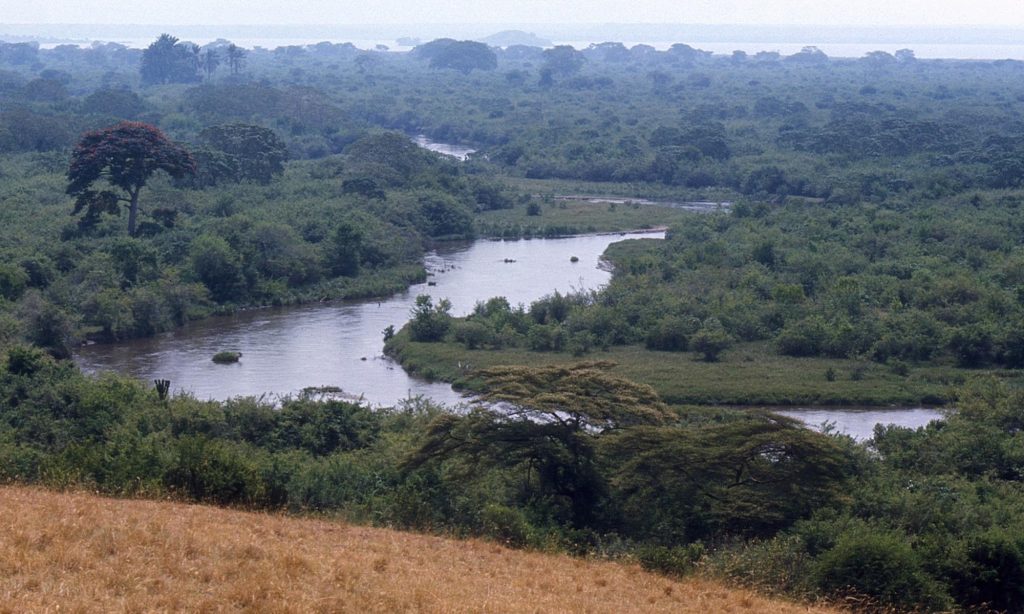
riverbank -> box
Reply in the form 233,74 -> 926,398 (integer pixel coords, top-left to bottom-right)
386,333 -> 1023,406
74,195 -> 689,347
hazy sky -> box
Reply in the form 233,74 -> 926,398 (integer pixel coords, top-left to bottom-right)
3,0 -> 1024,27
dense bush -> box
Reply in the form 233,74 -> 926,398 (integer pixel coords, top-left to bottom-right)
812,528 -> 950,611
408,295 -> 452,342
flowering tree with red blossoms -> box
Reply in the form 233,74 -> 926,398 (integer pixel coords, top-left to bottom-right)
67,121 -> 194,236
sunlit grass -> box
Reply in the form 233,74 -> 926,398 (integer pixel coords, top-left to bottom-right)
0,486 -> 836,613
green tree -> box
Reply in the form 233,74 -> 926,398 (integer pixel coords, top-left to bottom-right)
418,193 -> 473,238
140,34 -> 201,85
604,413 -> 856,541
542,46 -> 585,77
330,222 -> 363,277
198,124 -> 288,184
690,318 -> 732,362
81,88 -> 146,119
408,294 -> 452,342
67,122 -> 194,236
189,235 -> 244,302
199,48 -> 220,80
414,39 -> 498,73
406,363 -> 671,525
226,44 -> 246,75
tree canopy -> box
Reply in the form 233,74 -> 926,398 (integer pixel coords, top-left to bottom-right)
67,121 -> 194,236
473,362 -> 672,429
140,34 -> 201,86
414,39 -> 498,73
197,123 -> 287,184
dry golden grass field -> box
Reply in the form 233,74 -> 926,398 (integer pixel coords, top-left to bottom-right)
0,486 -> 839,613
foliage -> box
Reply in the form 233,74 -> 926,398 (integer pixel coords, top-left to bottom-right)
408,295 -> 452,342
414,39 -> 498,74
405,363 -> 671,525
140,34 -> 201,86
67,121 -> 195,236
603,413 -> 856,541
812,527 -> 950,611
197,124 -> 288,185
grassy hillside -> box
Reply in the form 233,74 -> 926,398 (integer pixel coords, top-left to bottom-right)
0,486 -> 836,613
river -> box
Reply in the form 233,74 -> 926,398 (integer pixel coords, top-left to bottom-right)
412,136 -> 476,161
76,231 -> 661,406
775,407 -> 943,441
75,226 -> 943,440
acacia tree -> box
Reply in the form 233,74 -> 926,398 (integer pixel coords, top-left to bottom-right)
405,362 -> 671,525
67,121 -> 194,236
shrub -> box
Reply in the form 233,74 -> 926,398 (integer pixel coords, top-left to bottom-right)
777,316 -> 828,357
635,543 -> 705,577
6,345 -> 49,376
690,318 -> 732,362
479,504 -> 534,547
813,529 -> 950,611
0,263 -> 28,301
212,351 -> 242,364
703,535 -> 814,596
644,315 -> 697,352
526,323 -> 565,351
189,234 -> 244,302
408,295 -> 452,342
452,320 -> 492,349
163,437 -> 270,506
948,529 -> 1024,612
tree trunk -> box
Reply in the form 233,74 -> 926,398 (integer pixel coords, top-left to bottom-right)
127,188 -> 140,237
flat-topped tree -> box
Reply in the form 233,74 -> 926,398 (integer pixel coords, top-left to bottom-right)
67,121 -> 194,236
405,363 -> 672,526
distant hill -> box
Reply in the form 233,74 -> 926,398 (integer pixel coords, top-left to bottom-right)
480,30 -> 553,48
0,486 -> 836,613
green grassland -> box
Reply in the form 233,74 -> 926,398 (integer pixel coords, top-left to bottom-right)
475,197 -> 700,238
498,176 -> 739,202
387,332 -> 1023,406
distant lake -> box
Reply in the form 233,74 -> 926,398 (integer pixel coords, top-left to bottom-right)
32,38 -> 1024,60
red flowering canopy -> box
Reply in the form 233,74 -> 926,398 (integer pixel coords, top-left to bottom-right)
67,121 -> 194,236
